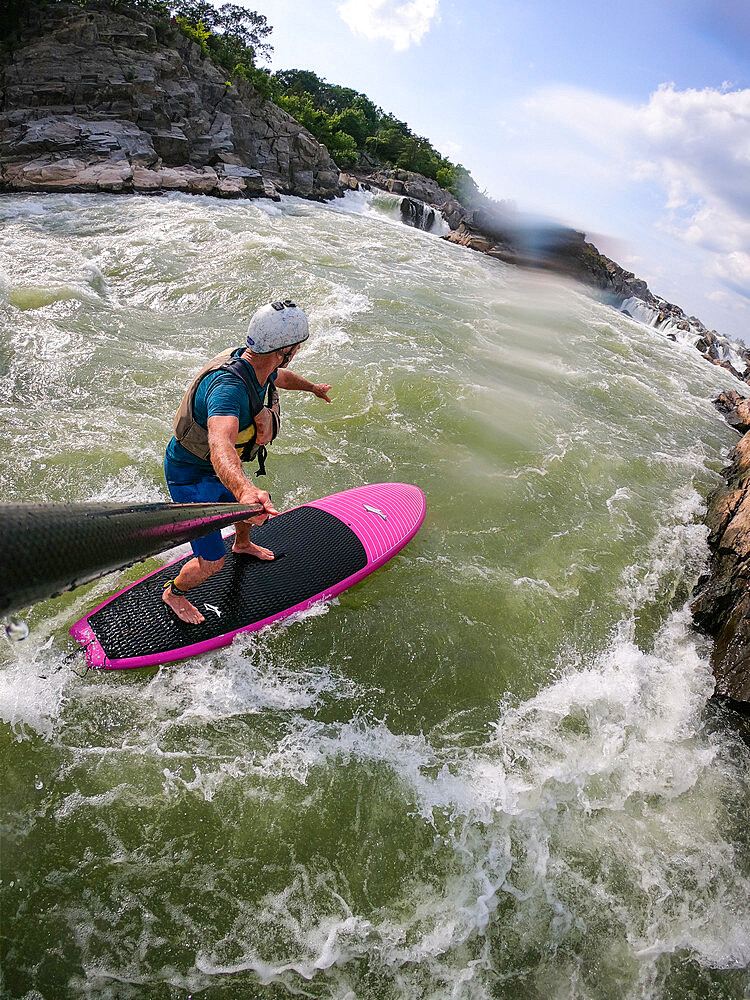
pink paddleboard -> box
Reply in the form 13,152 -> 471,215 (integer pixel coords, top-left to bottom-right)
70,483 -> 426,670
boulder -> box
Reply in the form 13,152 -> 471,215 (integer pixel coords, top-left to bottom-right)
715,391 -> 750,434
262,178 -> 280,201
442,223 -> 494,254
151,127 -> 189,165
132,165 -> 162,191
400,196 -> 435,231
216,175 -> 245,198
85,160 -> 133,191
217,162 -> 263,195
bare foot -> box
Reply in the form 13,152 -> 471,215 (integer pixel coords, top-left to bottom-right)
232,540 -> 275,560
162,586 -> 205,624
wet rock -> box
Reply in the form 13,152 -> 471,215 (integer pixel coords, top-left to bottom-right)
715,390 -> 750,434
1,153 -> 132,191
442,222 -> 495,254
710,358 -> 744,379
216,175 -> 245,198
361,167 -> 467,229
262,178 -> 281,201
218,163 -> 263,195
715,389 -> 745,414
692,392 -> 750,706
400,196 -> 435,231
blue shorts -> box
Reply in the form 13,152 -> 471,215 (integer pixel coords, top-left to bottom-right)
164,457 -> 234,562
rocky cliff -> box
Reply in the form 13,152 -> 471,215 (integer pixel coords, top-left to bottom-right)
0,1 -> 341,200
692,390 -> 750,710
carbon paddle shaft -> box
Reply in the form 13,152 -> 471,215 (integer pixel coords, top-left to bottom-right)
0,501 -> 266,614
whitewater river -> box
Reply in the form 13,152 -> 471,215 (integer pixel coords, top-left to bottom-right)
1,190 -> 749,999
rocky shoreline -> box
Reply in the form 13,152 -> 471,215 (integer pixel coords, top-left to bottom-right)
693,390 -> 750,712
337,166 -> 750,382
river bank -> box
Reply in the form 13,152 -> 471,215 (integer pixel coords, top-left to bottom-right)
693,390 -> 750,710
0,1 -> 341,201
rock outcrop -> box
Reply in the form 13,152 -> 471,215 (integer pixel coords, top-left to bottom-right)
0,2 -> 342,200
692,390 -> 750,708
355,167 -> 469,230
436,201 -> 750,380
399,196 -> 435,231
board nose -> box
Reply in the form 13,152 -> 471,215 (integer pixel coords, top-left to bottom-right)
308,483 -> 426,565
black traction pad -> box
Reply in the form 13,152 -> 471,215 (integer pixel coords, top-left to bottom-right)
88,506 -> 367,660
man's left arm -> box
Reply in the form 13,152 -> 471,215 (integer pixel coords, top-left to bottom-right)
275,369 -> 332,402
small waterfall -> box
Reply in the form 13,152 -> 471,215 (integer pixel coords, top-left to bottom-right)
399,196 -> 435,232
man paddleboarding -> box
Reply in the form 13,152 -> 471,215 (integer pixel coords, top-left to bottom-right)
162,300 -> 331,624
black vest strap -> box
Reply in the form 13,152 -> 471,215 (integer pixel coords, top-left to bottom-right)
218,352 -> 267,415
217,352 -> 276,475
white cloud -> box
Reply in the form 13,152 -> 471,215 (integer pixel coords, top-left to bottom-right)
440,139 -> 462,160
525,83 -> 750,312
337,0 -> 439,51
712,251 -> 750,302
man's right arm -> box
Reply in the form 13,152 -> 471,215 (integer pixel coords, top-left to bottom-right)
207,415 -> 277,520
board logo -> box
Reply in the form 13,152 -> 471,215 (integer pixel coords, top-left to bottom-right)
204,603 -> 222,617
363,504 -> 387,522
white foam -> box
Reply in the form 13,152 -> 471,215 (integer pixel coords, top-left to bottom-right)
179,604 -> 748,993
306,285 -> 371,355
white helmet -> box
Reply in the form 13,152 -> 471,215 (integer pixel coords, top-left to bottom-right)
246,300 -> 309,354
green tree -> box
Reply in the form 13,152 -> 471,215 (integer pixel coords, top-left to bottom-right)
328,130 -> 358,168
330,107 -> 370,146
168,0 -> 272,71
175,16 -> 211,56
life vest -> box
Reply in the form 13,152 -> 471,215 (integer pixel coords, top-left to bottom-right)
173,347 -> 281,475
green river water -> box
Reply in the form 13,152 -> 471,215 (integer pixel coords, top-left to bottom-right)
0,191 -> 749,999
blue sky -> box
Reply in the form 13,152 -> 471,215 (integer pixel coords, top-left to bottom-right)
249,0 -> 749,341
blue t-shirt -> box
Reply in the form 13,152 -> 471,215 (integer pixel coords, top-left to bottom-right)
165,349 -> 276,478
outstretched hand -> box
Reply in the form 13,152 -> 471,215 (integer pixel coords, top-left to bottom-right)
313,383 -> 332,403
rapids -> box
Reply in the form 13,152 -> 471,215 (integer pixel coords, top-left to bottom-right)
0,190 -> 749,999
